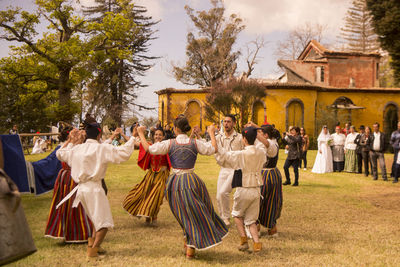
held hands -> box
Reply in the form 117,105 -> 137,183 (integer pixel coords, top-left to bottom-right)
207,124 -> 216,135
190,126 -> 200,139
68,129 -> 80,144
137,126 -> 147,135
132,125 -> 139,137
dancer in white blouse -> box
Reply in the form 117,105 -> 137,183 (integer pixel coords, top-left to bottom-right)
56,124 -> 135,258
312,126 -> 333,173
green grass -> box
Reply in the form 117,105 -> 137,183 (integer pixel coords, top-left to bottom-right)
8,150 -> 400,266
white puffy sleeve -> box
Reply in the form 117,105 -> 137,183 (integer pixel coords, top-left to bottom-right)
103,137 -> 135,164
195,139 -> 215,155
148,139 -> 170,155
56,143 -> 74,165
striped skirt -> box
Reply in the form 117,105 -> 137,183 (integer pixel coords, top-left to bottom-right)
344,149 -> 358,173
123,169 -> 169,219
165,172 -> 228,250
44,166 -> 93,243
258,168 -> 283,229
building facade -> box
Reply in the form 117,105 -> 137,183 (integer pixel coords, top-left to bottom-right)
156,41 -> 400,137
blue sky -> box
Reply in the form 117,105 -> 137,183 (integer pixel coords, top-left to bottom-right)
0,0 -> 351,120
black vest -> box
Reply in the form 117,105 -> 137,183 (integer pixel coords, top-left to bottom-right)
263,144 -> 279,168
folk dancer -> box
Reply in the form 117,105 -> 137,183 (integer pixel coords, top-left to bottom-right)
137,116 -> 228,259
215,114 -> 244,226
216,126 -> 266,252
56,124 -> 136,258
256,124 -> 282,236
123,127 -> 171,225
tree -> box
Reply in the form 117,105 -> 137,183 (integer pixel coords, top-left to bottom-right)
339,0 -> 379,53
0,0 -> 91,121
141,116 -> 158,129
275,23 -> 327,60
172,0 -> 245,87
82,0 -> 158,125
204,78 -> 266,130
366,0 -> 400,85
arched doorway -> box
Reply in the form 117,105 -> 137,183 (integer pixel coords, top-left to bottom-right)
383,102 -> 399,136
252,101 -> 266,126
286,98 -> 304,130
332,96 -> 354,125
184,100 -> 202,130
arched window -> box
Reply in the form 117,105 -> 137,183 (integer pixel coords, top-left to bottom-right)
184,100 -> 202,130
252,101 -> 266,126
285,98 -> 304,130
383,102 -> 399,135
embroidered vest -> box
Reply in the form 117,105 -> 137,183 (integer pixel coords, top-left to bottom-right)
168,139 -> 198,169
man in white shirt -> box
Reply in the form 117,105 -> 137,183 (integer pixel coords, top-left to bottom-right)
369,122 -> 387,181
215,115 -> 244,226
216,126 -> 266,253
56,123 -> 135,258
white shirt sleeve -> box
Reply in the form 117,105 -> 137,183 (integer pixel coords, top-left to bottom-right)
216,147 -> 245,169
195,139 -> 216,155
148,139 -> 170,155
103,137 -> 135,164
56,145 -> 73,165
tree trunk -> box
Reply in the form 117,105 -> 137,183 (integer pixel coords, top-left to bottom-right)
58,67 -> 72,122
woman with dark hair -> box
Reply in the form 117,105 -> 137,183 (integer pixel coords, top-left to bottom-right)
312,126 -> 333,173
123,127 -> 171,225
44,126 -> 94,243
299,128 -> 309,170
257,124 -> 282,236
137,116 -> 227,259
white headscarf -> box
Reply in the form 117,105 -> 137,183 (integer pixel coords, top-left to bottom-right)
317,126 -> 331,142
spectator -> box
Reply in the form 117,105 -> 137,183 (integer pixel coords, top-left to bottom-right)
282,127 -> 302,186
299,127 -> 309,170
358,126 -> 372,177
354,125 -> 365,174
390,121 -> 400,178
9,124 -> 18,135
343,122 -> 351,136
164,125 -> 174,140
331,126 -> 346,172
344,126 -> 358,173
369,122 -> 388,181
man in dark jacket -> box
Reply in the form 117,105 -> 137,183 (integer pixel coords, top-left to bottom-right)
369,122 -> 387,181
354,125 -> 365,174
283,127 -> 302,186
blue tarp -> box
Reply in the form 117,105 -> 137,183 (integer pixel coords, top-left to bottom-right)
31,146 -> 61,195
0,135 -> 29,193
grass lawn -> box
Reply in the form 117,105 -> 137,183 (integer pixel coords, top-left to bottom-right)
9,150 -> 400,266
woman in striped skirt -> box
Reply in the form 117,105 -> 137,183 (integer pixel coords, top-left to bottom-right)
137,117 -> 227,259
256,124 -> 283,236
45,127 -> 93,243
123,127 -> 170,224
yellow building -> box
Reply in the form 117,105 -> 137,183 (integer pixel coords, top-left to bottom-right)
156,41 -> 400,137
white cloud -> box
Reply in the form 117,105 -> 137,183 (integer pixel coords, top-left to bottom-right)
224,0 -> 351,37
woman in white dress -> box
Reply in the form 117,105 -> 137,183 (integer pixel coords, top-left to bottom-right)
312,126 -> 333,173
